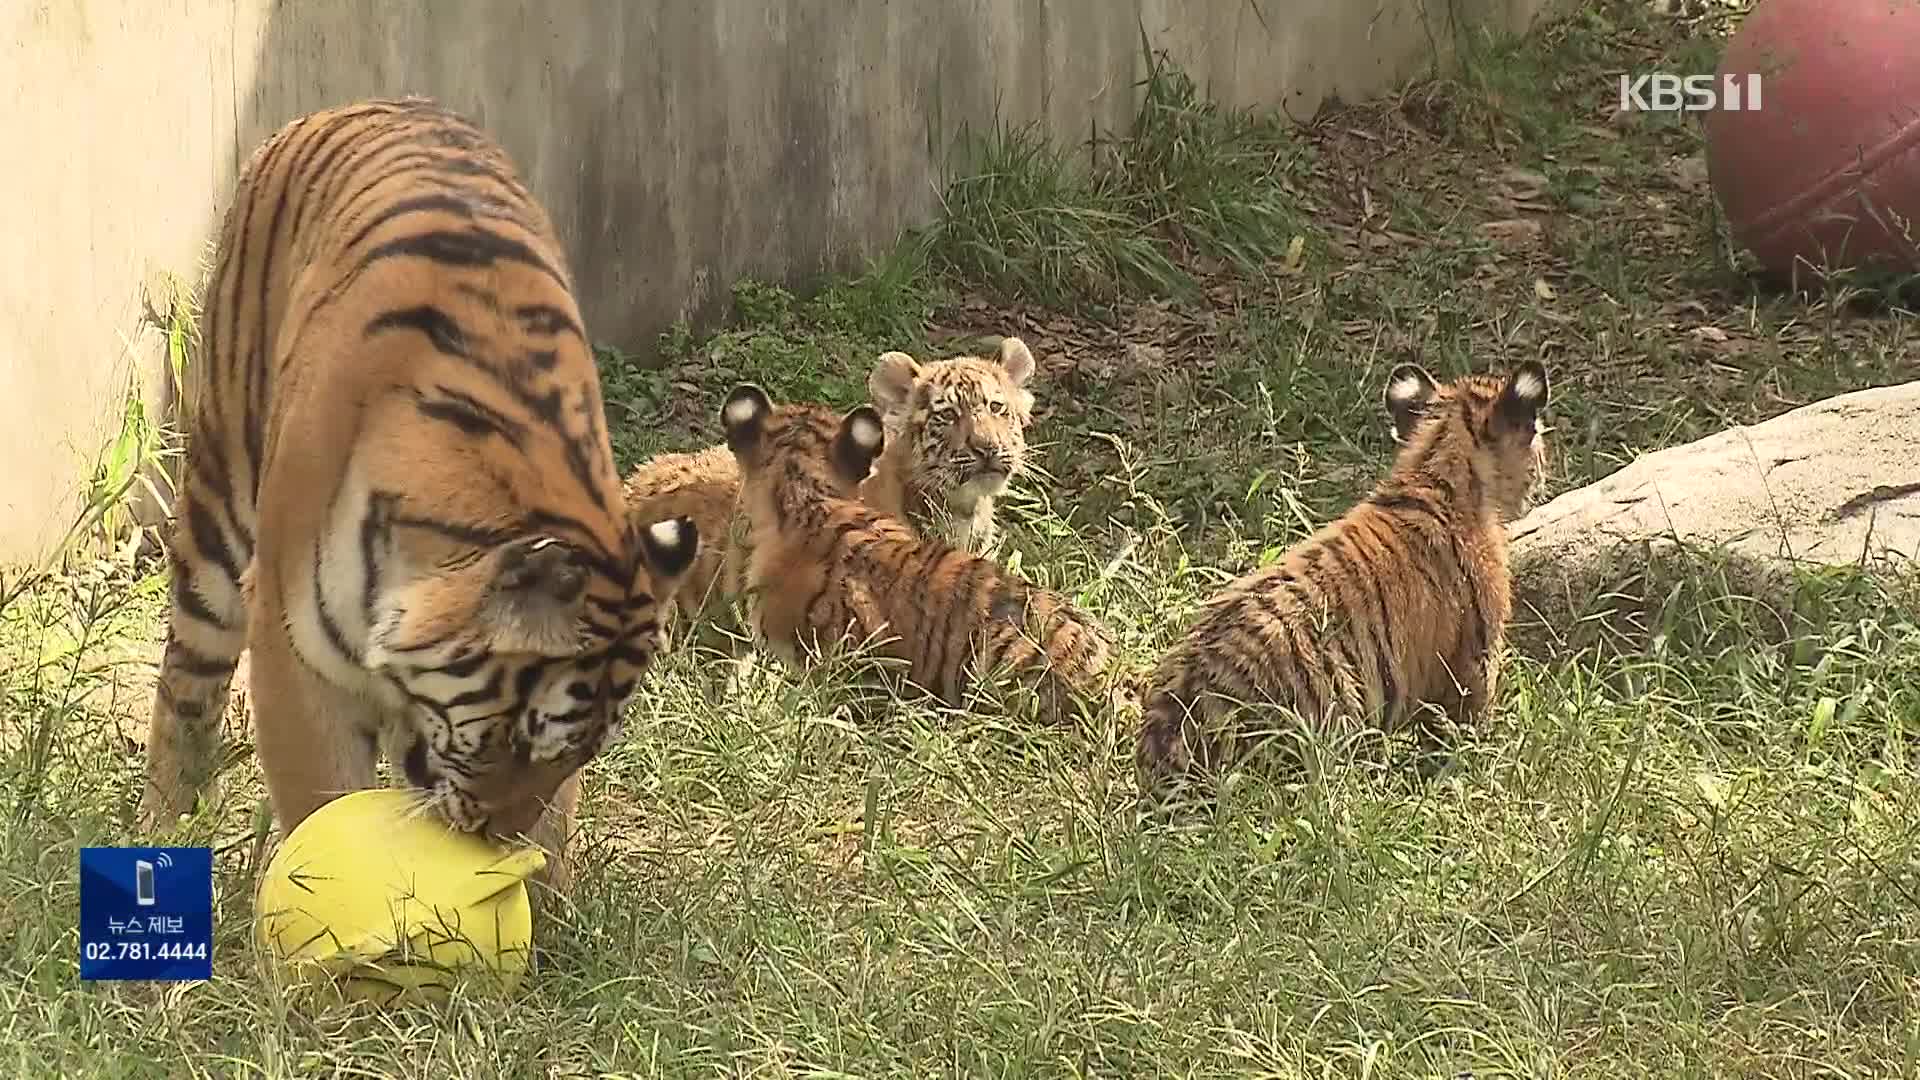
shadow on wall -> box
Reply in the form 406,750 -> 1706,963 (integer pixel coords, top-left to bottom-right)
226,1 -> 1140,356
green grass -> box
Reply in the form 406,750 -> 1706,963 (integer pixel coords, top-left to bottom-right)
918,43 -> 1313,311
6,4 -> 1920,1076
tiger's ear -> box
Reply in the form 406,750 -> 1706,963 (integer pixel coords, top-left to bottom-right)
996,336 -> 1036,386
868,351 -> 921,416
721,384 -> 773,461
481,535 -> 592,655
636,515 -> 698,590
1384,363 -> 1439,443
832,405 -> 885,487
1495,360 -> 1549,433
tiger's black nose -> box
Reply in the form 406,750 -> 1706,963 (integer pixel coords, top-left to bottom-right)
975,448 -> 1012,473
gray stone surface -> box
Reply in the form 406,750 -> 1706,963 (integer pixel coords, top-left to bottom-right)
1507,380 -> 1920,630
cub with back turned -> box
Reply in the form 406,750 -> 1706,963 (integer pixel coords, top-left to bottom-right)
1136,360 -> 1551,802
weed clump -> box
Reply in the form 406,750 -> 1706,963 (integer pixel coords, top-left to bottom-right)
922,47 -> 1314,307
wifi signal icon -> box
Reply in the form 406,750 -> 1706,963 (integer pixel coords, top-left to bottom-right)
155,852 -> 174,870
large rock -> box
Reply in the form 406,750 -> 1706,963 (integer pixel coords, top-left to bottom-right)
1506,380 -> 1919,641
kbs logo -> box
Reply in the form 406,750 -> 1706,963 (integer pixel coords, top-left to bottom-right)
1617,73 -> 1763,113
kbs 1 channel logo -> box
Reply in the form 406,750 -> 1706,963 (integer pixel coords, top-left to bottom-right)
1617,72 -> 1763,114
78,846 -> 214,981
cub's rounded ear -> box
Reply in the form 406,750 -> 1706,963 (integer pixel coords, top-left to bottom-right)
868,351 -> 921,414
638,514 -> 699,582
1384,363 -> 1439,443
996,336 -> 1036,386
495,535 -> 589,603
721,384 -> 772,455
831,404 -> 886,486
1496,360 -> 1549,431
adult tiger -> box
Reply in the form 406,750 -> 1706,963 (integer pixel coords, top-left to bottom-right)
137,97 -> 698,892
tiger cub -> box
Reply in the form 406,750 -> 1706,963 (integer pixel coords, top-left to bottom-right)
623,337 -> 1040,644
136,97 -> 698,893
859,336 -> 1038,556
718,384 -> 1111,723
620,444 -> 749,645
1136,361 -> 1550,799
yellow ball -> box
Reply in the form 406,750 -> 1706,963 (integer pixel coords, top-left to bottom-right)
254,788 -> 546,1006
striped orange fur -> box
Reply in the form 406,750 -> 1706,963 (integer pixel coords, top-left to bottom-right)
622,338 -> 1040,646
1137,361 -> 1550,799
137,98 -> 698,891
718,384 -> 1111,723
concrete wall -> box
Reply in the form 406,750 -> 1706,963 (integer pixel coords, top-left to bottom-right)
0,0 -> 1548,563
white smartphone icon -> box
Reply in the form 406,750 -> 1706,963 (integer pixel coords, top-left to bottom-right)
135,860 -> 156,907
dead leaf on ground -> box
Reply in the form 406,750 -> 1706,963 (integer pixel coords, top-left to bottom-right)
1482,218 -> 1544,243
1668,154 -> 1709,193
1278,235 -> 1307,276
1500,166 -> 1550,201
1121,343 -> 1167,377
1686,325 -> 1749,356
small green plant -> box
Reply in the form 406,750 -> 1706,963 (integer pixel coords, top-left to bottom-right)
63,276 -> 197,566
593,343 -> 675,471
729,278 -> 794,328
72,378 -> 167,557
1098,42 -> 1313,277
920,42 -> 1313,308
700,282 -> 847,403
922,119 -> 1189,307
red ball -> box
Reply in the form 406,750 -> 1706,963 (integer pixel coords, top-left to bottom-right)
1704,0 -> 1920,279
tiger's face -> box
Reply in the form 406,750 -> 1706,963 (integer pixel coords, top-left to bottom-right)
867,337 -> 1037,512
1385,360 -> 1551,521
365,517 -> 698,837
